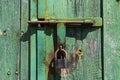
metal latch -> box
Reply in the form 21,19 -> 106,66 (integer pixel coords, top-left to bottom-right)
28,17 -> 102,27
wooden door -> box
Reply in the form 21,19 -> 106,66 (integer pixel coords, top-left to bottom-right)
29,0 -> 103,80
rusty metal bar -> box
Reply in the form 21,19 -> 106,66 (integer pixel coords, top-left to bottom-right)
28,20 -> 94,24
28,17 -> 103,26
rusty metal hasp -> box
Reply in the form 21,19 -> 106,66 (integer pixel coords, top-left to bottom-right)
28,18 -> 102,27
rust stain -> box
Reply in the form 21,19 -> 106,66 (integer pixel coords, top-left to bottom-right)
75,48 -> 83,61
44,60 -> 49,68
48,50 -> 54,60
44,45 -> 83,76
44,50 -> 54,68
47,50 -> 55,80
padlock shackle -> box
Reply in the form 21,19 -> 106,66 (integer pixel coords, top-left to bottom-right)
55,49 -> 67,60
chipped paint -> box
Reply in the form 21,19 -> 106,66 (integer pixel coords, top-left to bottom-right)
105,33 -> 117,53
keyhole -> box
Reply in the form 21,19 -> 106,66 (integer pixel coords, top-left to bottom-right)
57,50 -> 66,59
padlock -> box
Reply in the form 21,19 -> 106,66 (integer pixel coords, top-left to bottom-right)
55,45 -> 68,69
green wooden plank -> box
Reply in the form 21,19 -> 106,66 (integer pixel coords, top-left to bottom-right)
30,0 -> 37,80
53,0 -> 67,19
37,28 -> 46,80
30,27 -> 37,80
38,0 -> 46,18
46,0 -> 54,19
66,27 -> 102,80
30,0 -> 37,21
0,0 -> 20,80
45,26 -> 54,80
66,0 -> 84,18
20,0 -> 29,80
84,0 -> 100,17
81,28 -> 102,80
57,23 -> 66,45
38,0 -> 101,19
66,27 -> 83,80
104,0 -> 120,80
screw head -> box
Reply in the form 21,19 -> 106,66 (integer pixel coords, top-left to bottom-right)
7,71 -> 11,75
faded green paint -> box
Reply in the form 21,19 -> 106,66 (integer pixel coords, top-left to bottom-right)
0,0 -> 20,80
30,0 -> 37,80
57,23 -> 66,45
38,0 -> 46,18
2,0 -> 120,80
20,0 -> 29,80
30,0 -> 102,80
104,0 -> 120,80
45,26 -> 55,80
30,27 -> 37,80
37,28 -> 46,80
38,0 -> 100,19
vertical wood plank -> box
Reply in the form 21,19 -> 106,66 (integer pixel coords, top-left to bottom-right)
38,0 -> 46,18
81,28 -> 102,80
66,27 -> 102,80
38,0 -> 101,19
30,0 -> 37,80
45,26 -> 54,80
66,27 -> 83,80
84,0 -> 100,17
46,0 -> 54,19
30,27 -> 37,80
20,0 -> 29,80
37,28 -> 46,80
0,0 -> 20,80
104,0 -> 120,80
54,0 -> 67,19
57,23 -> 66,45
30,0 -> 37,20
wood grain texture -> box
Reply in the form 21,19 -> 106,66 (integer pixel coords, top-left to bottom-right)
104,0 -> 120,80
0,0 -> 20,80
45,26 -> 55,80
37,28 -> 46,80
31,0 -> 102,80
38,0 -> 101,19
30,27 -> 37,80
20,0 -> 29,80
30,0 -> 37,80
66,27 -> 102,80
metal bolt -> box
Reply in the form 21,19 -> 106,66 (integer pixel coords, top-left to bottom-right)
15,70 -> 18,75
3,30 -> 7,36
38,24 -> 41,27
7,71 -> 11,75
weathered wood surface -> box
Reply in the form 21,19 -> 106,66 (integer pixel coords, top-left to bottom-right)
0,0 -> 105,80
30,0 -> 37,80
38,0 -> 100,19
36,0 -> 102,80
104,0 -> 120,80
0,0 -> 20,80
66,27 -> 102,80
20,0 -> 29,80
